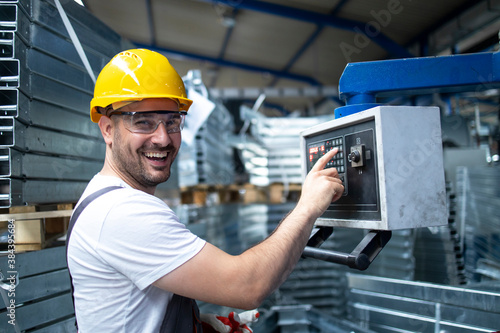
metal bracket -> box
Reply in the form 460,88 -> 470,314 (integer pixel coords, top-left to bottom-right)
302,226 -> 392,271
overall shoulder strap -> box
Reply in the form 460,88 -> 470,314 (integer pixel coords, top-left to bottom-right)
160,294 -> 203,333
66,185 -> 124,245
65,185 -> 123,330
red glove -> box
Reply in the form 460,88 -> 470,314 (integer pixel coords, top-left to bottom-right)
201,310 -> 259,333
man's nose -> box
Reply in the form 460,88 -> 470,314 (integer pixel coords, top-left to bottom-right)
150,121 -> 171,144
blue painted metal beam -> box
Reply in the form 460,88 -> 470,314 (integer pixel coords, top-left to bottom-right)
268,1 -> 349,87
336,52 -> 500,117
134,42 -> 321,86
198,0 -> 412,59
268,27 -> 322,87
210,9 -> 239,87
330,0 -> 350,16
217,8 -> 239,60
266,0 -> 351,105
218,20 -> 235,59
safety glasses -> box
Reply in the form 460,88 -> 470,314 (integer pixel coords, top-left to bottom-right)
110,111 -> 186,134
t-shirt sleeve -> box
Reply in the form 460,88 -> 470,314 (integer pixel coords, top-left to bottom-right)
96,191 -> 206,290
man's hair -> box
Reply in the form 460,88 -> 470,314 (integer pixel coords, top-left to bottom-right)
96,106 -> 120,124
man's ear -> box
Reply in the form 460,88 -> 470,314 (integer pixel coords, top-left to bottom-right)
98,116 -> 114,145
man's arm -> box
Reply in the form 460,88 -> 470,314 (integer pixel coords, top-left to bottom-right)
154,148 -> 344,309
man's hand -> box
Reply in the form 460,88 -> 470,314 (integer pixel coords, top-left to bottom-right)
201,310 -> 260,333
298,148 -> 344,219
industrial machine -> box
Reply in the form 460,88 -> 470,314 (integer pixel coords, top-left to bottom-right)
301,51 -> 500,270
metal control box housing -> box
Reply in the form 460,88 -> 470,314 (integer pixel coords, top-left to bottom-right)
300,106 -> 448,230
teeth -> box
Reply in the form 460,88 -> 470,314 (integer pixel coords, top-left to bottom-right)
144,152 -> 167,158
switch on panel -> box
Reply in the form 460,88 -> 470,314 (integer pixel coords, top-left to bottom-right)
348,144 -> 365,167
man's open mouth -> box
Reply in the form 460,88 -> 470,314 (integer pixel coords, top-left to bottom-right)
144,152 -> 168,161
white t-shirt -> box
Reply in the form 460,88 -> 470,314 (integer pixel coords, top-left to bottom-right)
67,174 -> 206,332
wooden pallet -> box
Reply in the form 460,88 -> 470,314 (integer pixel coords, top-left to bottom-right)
180,183 -> 302,205
239,184 -> 269,204
180,184 -> 241,205
0,204 -> 74,252
268,183 -> 302,204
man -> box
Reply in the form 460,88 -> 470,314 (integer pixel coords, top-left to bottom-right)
67,49 -> 344,332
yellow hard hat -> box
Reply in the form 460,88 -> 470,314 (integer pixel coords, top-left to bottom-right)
90,48 -> 193,123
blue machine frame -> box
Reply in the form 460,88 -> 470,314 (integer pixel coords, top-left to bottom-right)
335,51 -> 500,118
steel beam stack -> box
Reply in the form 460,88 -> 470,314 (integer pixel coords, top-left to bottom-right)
179,203 -> 241,254
236,106 -> 331,186
457,165 -> 500,282
179,70 -> 235,187
347,274 -> 500,332
252,304 -> 376,333
192,107 -> 234,185
180,203 -> 295,255
0,0 -> 133,207
413,188 -> 467,285
279,228 -> 415,317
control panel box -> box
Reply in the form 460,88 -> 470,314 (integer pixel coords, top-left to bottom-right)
300,106 -> 448,230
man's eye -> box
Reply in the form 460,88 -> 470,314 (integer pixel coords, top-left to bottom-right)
167,117 -> 180,126
134,119 -> 154,126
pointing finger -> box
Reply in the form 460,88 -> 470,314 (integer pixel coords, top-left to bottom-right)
311,147 -> 338,172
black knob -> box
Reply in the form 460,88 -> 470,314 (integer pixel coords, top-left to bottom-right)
349,150 -> 361,162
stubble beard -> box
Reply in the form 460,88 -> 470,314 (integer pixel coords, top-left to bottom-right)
113,129 -> 177,188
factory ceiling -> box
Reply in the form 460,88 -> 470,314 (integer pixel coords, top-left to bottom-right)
81,0 -> 500,124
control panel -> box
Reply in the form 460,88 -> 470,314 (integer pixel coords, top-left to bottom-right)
300,106 -> 448,230
308,137 -> 346,183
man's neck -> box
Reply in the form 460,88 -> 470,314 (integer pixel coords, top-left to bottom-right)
99,163 -> 156,195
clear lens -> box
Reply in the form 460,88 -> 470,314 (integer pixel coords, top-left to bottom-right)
113,111 -> 185,134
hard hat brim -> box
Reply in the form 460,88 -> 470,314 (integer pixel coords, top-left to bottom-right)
90,95 -> 193,123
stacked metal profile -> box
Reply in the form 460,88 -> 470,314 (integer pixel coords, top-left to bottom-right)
252,304 -> 376,333
279,228 -> 416,317
0,0 -> 134,207
180,203 -> 241,255
456,165 -> 500,282
413,183 -> 467,285
347,274 -> 500,332
238,203 -> 297,254
181,203 -> 295,256
236,106 -> 332,186
179,71 -> 235,187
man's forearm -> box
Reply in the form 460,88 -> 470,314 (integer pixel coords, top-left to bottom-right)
236,205 -> 318,304
233,149 -> 344,306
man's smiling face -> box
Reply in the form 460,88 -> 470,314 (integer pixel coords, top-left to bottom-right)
109,98 -> 182,191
